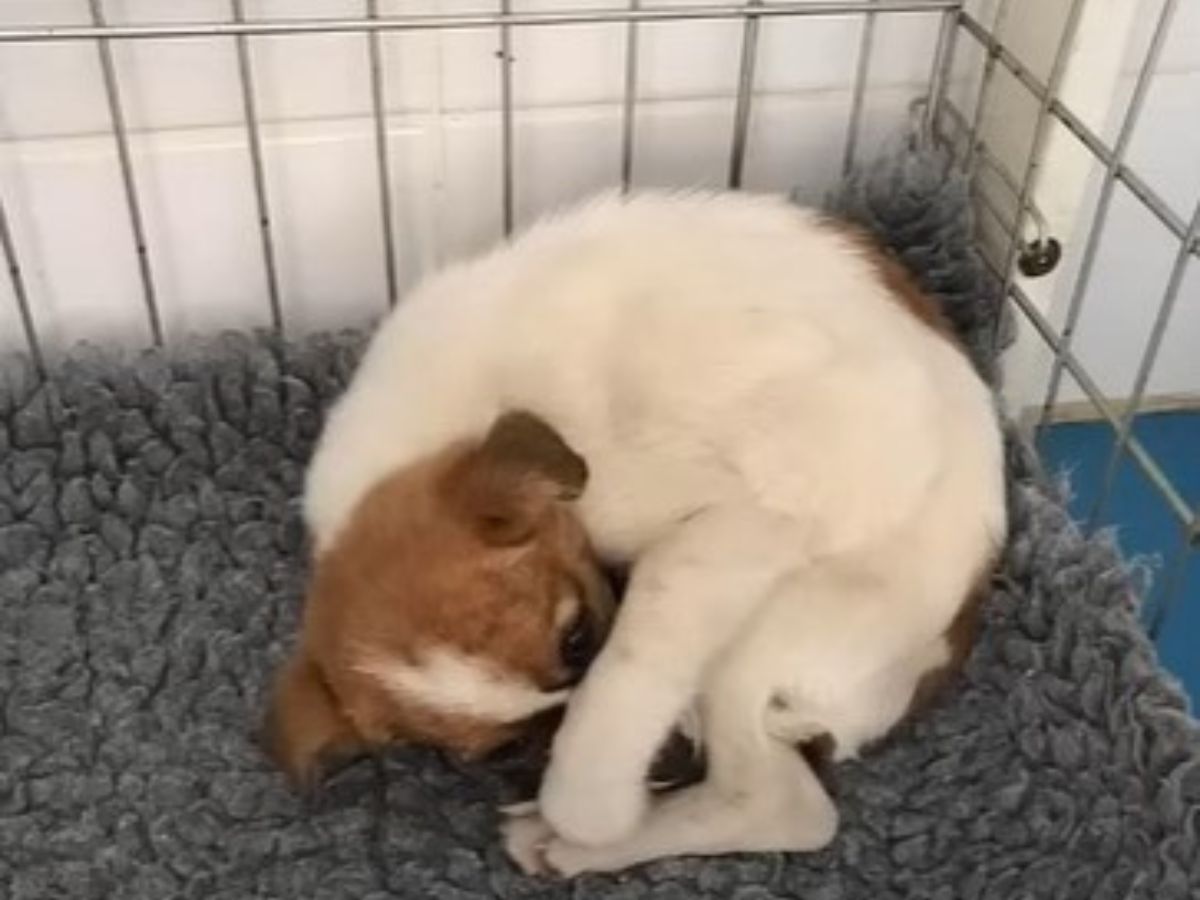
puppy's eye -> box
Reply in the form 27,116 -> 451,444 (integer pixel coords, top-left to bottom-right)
560,618 -> 593,673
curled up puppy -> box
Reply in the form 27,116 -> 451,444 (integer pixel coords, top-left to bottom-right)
264,192 -> 1007,876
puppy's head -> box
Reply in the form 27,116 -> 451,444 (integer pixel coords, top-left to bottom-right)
266,411 -> 615,786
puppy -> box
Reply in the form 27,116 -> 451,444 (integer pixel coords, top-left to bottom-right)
265,410 -> 616,784
267,192 -> 1006,874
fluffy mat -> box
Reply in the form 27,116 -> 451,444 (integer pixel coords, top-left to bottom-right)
3,148 -> 1199,899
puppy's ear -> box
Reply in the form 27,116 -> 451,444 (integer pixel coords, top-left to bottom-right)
263,649 -> 364,788
479,411 -> 588,499
450,411 -> 588,546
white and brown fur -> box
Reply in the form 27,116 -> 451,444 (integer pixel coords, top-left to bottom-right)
267,192 -> 1007,875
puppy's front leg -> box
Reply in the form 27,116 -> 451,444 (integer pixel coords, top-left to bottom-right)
539,506 -> 801,846
508,665 -> 839,875
507,754 -> 837,876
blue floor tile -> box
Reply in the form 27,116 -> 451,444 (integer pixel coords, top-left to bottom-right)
1036,411 -> 1199,709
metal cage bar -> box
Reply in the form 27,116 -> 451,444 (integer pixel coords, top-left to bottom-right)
498,0 -> 516,237
978,255 -> 1196,530
1090,193 -> 1200,529
0,0 -> 1192,645
957,10 -> 1196,252
1040,0 -> 1181,425
231,0 -> 284,333
845,1 -> 883,174
971,183 -> 1027,255
939,98 -> 1053,243
620,0 -> 641,193
989,0 -> 1088,352
0,197 -> 42,372
0,3 -> 965,43
728,0 -> 763,189
0,0 -> 964,362
89,0 -> 163,346
922,8 -> 958,141
955,4 -> 1199,551
961,0 -> 1010,174
367,0 -> 399,308
842,0 -> 877,175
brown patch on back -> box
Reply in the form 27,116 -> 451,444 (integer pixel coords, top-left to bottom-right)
824,219 -> 962,350
265,411 -> 614,786
821,219 -> 993,725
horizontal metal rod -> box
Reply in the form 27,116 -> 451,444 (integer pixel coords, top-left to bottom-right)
958,10 -> 1197,256
982,253 -> 1196,529
0,2 -> 964,43
970,180 -> 1024,246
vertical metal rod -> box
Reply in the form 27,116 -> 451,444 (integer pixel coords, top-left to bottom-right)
367,0 -> 399,308
0,197 -> 44,373
498,0 -> 515,237
1088,193 -> 1200,530
922,7 -> 958,143
728,0 -> 762,189
231,0 -> 283,332
89,0 -> 163,346
620,0 -> 641,193
842,0 -> 878,176
962,0 -> 1011,171
991,0 -> 1088,353
1041,0 -> 1180,424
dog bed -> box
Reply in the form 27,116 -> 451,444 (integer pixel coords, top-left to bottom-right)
2,145 -> 1198,899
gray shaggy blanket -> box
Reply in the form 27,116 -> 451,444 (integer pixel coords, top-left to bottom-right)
2,148 -> 1199,899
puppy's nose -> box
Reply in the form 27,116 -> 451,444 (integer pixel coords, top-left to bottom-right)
601,563 -> 629,599
560,617 -> 600,681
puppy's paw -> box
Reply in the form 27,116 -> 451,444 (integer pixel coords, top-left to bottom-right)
542,835 -> 626,877
501,812 -> 556,876
500,812 -> 606,878
539,766 -> 647,847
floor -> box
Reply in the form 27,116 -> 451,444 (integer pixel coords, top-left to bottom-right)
1036,411 -> 1199,710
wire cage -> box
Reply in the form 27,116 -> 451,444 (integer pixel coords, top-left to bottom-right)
0,1 -> 1196,651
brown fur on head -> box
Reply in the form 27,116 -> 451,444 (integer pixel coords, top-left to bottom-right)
265,411 -> 615,787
